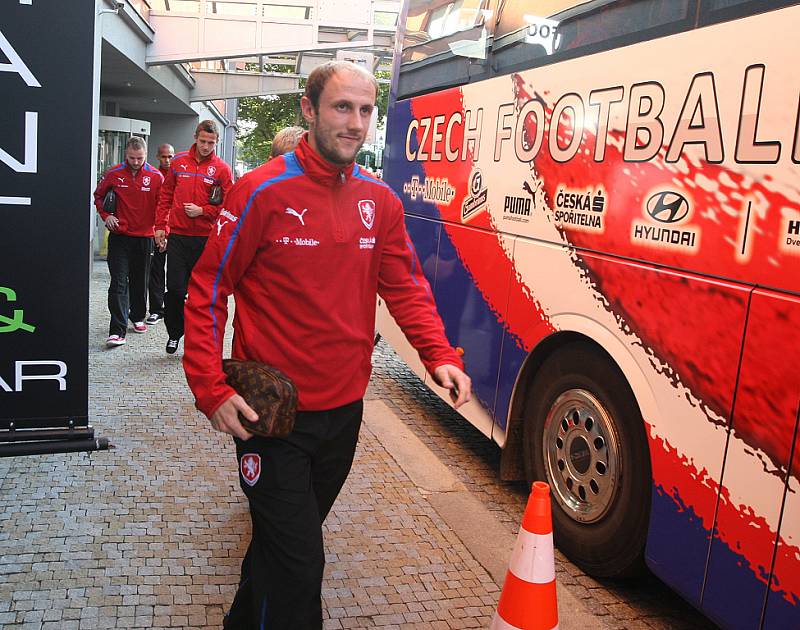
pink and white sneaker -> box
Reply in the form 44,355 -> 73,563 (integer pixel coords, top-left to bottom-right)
132,321 -> 147,333
106,335 -> 126,347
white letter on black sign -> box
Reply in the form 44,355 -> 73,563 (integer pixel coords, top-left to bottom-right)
0,29 -> 41,87
0,112 -> 38,173
15,361 -> 67,391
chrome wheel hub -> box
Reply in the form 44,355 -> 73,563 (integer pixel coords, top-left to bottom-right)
542,389 -> 620,523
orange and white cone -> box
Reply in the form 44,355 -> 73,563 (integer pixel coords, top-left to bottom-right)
491,481 -> 559,630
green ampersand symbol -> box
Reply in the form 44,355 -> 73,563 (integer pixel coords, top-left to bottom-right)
0,287 -> 36,333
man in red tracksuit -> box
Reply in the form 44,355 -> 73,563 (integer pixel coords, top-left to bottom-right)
94,136 -> 163,347
154,121 -> 233,355
183,61 -> 472,629
144,142 -> 175,326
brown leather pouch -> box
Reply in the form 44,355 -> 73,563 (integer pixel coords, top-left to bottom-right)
222,359 -> 297,438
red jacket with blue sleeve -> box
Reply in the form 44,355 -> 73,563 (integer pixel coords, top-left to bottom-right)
183,137 -> 462,416
93,162 -> 163,237
155,145 -> 233,237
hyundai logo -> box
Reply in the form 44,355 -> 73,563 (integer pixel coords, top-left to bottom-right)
646,191 -> 690,224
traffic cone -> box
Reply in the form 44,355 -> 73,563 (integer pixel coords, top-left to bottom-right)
491,481 -> 559,630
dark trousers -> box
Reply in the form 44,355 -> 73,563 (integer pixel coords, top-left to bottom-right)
224,400 -> 364,630
106,233 -> 153,337
164,234 -> 207,340
148,243 -> 166,316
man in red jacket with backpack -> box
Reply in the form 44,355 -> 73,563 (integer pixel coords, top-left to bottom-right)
183,61 -> 472,630
155,120 -> 233,355
94,136 -> 163,347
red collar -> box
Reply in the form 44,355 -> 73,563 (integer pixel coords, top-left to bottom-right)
189,143 -> 214,164
294,137 -> 354,185
125,163 -> 142,179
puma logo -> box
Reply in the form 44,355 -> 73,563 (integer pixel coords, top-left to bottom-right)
285,207 -> 308,226
522,180 -> 536,198
216,219 -> 228,236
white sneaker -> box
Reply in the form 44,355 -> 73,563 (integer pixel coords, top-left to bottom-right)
106,335 -> 126,347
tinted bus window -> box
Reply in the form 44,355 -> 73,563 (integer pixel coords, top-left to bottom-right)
699,0 -> 800,24
492,0 -> 694,75
397,0 -> 496,99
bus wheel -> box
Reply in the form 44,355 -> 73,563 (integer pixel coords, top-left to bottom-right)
523,342 -> 650,577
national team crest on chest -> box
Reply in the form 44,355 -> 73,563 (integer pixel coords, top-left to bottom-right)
358,199 -> 375,230
240,453 -> 261,486
142,176 -> 151,186
207,166 -> 216,176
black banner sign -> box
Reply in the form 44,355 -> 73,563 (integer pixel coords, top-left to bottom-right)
0,3 -> 94,429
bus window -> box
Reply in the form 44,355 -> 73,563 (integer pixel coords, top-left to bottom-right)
699,0 -> 800,25
397,0 -> 497,100
491,0 -> 694,75
490,1 -> 561,73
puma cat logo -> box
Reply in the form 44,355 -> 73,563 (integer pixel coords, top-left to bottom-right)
285,207 -> 308,226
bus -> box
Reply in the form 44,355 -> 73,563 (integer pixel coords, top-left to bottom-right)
375,1 -> 800,628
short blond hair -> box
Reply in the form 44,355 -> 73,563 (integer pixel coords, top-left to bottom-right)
270,126 -> 305,158
126,136 -> 147,153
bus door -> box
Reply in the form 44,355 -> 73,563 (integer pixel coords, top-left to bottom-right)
701,289 -> 800,630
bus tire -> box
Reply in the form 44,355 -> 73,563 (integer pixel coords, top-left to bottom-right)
523,342 -> 650,578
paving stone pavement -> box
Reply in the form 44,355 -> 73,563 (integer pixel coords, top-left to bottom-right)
0,262 -> 715,629
368,349 -> 717,630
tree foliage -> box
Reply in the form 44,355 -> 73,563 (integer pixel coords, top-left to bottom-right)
237,92 -> 304,169
375,70 -> 390,126
356,147 -> 377,169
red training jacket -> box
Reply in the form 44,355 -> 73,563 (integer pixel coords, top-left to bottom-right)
93,162 -> 163,237
158,165 -> 171,235
183,137 -> 463,416
155,144 -> 233,237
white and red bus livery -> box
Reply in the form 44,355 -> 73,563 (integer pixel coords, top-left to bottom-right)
378,1 -> 800,627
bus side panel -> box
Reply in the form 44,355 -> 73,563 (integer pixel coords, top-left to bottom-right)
377,215 -> 442,378
765,435 -> 800,629
494,322 -> 537,435
432,223 -> 511,418
541,254 -> 746,608
703,290 -> 800,629
384,92 -> 464,222
383,98 -> 429,215
404,215 -> 441,292
387,87 -> 532,429
503,239 -> 748,606
492,228 -> 740,600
